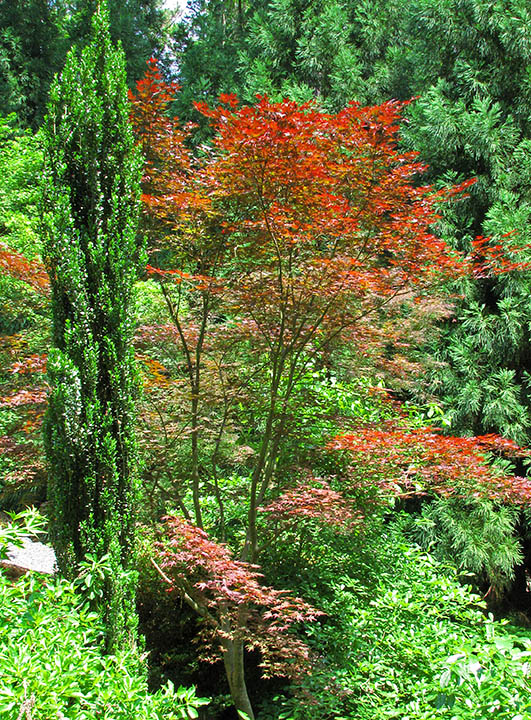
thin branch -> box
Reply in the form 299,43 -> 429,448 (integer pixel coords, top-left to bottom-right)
150,556 -> 213,621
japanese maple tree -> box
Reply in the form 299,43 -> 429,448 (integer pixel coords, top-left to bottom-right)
129,63 -> 496,717
154,515 -> 322,719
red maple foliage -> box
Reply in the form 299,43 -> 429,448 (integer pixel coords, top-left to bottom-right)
0,334 -> 49,505
0,388 -> 48,408
8,353 -> 48,375
155,515 -> 322,713
128,58 -> 209,251
0,242 -> 50,294
262,478 -> 361,531
329,427 -> 531,506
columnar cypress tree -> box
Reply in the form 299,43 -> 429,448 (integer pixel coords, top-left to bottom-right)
42,3 -> 144,648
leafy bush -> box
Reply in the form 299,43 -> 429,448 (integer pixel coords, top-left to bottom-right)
0,512 -> 208,720
258,528 -> 531,720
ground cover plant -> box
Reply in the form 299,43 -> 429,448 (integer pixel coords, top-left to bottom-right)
256,531 -> 531,720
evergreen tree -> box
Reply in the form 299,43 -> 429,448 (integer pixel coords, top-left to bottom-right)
170,0 -> 250,121
391,0 -> 531,443
240,0 -> 389,107
67,0 -> 171,84
0,0 -> 170,129
0,0 -> 68,128
171,0 -> 399,118
42,3 -> 144,648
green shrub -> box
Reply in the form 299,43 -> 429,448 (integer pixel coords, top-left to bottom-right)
258,529 -> 531,720
0,512 -> 208,720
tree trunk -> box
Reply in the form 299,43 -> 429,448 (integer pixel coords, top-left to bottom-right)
221,636 -> 255,720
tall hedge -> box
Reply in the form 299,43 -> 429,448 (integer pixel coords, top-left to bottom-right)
42,3 -> 144,649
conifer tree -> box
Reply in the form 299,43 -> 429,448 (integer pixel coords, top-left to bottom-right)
0,0 -> 170,129
42,2 -> 143,648
0,0 -> 68,127
171,0 -> 396,119
68,0 -> 171,83
388,0 -> 531,444
170,0 -> 248,123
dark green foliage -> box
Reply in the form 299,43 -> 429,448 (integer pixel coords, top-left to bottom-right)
0,0 -> 68,128
42,4 -> 144,648
412,496 -> 522,591
3,1 -> 531,710
240,0 -> 391,108
67,0 -> 171,85
172,0 -> 399,118
169,0 -> 249,124
0,1 -> 170,129
392,1 -> 531,443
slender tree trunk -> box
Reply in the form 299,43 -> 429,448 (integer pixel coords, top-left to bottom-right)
190,384 -> 203,528
159,280 -> 205,527
241,370 -> 281,563
221,635 -> 255,720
